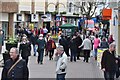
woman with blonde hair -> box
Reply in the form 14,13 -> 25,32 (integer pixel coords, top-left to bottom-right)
19,36 -> 31,65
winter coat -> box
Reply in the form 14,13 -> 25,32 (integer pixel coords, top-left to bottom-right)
2,57 -> 29,80
46,40 -> 56,51
55,52 -> 67,74
36,38 -> 46,51
101,50 -> 117,72
100,41 -> 109,48
19,42 -> 31,58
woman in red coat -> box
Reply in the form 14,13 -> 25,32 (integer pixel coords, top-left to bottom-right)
46,36 -> 56,60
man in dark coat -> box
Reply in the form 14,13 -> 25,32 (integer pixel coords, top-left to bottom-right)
70,35 -> 77,62
59,35 -> 70,57
1,47 -> 29,80
36,34 -> 46,64
76,33 -> 82,60
101,43 -> 118,80
30,33 -> 38,56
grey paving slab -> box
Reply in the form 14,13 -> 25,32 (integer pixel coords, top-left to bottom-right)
29,55 -> 104,78
0,42 -> 104,79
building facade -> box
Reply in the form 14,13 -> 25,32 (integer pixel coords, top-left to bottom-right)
0,1 -> 18,39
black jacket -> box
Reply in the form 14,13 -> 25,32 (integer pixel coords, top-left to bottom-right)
100,41 -> 109,48
19,42 -> 31,58
70,38 -> 77,51
30,35 -> 38,45
101,50 -> 117,72
2,58 -> 29,80
76,36 -> 82,48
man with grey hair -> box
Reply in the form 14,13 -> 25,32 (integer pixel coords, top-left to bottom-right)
1,47 -> 29,80
55,45 -> 67,80
101,43 -> 118,80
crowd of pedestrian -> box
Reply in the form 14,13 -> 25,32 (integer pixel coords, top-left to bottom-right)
0,25 -> 120,80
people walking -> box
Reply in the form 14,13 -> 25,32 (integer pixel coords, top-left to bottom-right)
108,35 -> 114,44
70,35 -> 77,62
100,37 -> 109,49
43,26 -> 48,37
2,47 -> 29,80
45,33 -> 51,56
36,34 -> 46,64
101,43 -> 118,80
30,33 -> 38,56
59,34 -> 70,57
46,36 -> 56,60
54,45 -> 67,80
93,35 -> 100,60
79,36 -> 92,63
19,36 -> 31,65
76,33 -> 82,60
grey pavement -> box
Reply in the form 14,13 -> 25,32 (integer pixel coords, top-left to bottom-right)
0,42 -> 104,79
28,55 -> 104,78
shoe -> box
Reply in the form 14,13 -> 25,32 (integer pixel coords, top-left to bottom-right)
37,61 -> 39,64
45,54 -> 48,56
34,54 -> 36,56
51,58 -> 53,60
40,62 -> 43,64
77,58 -> 80,60
83,59 -> 85,62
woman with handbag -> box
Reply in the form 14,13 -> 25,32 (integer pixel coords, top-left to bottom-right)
46,36 -> 56,60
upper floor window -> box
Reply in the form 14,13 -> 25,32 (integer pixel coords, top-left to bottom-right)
69,2 -> 72,12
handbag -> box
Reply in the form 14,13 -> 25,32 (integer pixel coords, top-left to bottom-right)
52,42 -> 56,49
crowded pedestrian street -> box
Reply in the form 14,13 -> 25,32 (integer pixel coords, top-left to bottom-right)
0,0 -> 120,80
0,42 -> 104,78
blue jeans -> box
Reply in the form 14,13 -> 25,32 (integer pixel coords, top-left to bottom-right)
37,49 -> 44,63
70,49 -> 77,62
94,48 -> 98,57
104,71 -> 116,80
56,73 -> 66,80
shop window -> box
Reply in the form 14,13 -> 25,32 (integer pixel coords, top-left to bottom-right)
17,14 -> 22,21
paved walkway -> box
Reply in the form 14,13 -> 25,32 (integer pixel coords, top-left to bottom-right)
29,56 -> 104,78
0,42 -> 104,79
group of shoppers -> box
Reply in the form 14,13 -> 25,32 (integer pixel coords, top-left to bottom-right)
1,27 -> 120,80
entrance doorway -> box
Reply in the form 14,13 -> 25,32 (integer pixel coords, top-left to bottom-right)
2,22 -> 8,40
43,22 -> 50,33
